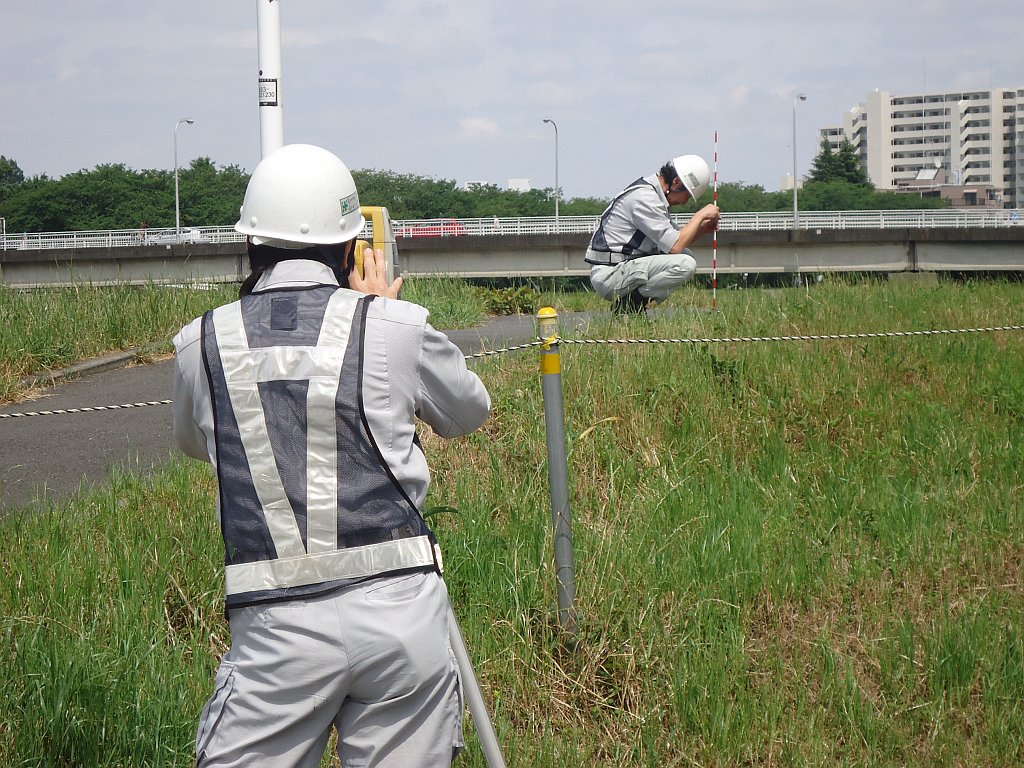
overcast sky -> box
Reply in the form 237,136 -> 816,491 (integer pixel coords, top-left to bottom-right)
2,1 -> 1021,201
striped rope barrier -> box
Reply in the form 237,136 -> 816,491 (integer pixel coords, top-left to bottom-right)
0,400 -> 173,420
2,324 -> 1022,419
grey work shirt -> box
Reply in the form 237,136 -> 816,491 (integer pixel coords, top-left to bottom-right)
172,259 -> 491,511
585,173 -> 680,264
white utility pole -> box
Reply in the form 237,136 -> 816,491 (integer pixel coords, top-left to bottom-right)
257,0 -> 285,158
792,93 -> 807,230
542,118 -> 560,232
174,118 -> 195,242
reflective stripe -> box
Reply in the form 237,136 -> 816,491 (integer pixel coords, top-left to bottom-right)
585,247 -> 623,266
224,535 -> 436,596
210,295 -> 359,559
213,303 -> 305,559
304,373 -> 341,554
305,290 -> 360,553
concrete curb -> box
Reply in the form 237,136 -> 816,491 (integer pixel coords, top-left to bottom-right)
18,349 -> 144,391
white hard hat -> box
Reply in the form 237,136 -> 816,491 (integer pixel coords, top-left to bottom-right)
671,154 -> 711,201
235,144 -> 365,247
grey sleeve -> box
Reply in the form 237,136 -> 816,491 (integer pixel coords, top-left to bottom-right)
416,324 -> 491,438
630,190 -> 679,253
172,327 -> 212,462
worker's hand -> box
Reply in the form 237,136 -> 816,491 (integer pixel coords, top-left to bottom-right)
697,203 -> 720,233
349,246 -> 404,299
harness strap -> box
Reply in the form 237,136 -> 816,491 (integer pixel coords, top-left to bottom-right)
585,178 -> 657,265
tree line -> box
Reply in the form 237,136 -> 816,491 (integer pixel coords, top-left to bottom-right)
0,140 -> 947,234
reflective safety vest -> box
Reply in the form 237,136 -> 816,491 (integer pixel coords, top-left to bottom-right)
585,177 -> 657,266
201,284 -> 439,609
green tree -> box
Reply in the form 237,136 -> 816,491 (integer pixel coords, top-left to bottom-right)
0,156 -> 26,203
178,158 -> 250,226
808,137 -> 871,187
0,179 -> 62,231
798,179 -> 874,210
354,170 -> 471,219
808,138 -> 841,184
0,160 -> 252,232
835,140 -> 871,186
560,196 -> 608,216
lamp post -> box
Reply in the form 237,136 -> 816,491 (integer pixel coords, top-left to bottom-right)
792,94 -> 806,230
542,117 -> 559,232
174,118 -> 195,242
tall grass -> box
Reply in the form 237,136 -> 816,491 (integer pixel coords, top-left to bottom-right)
2,277 -> 1023,766
0,278 -> 494,402
0,283 -> 237,400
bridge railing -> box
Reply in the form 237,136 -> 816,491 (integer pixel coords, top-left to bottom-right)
0,226 -> 247,251
2,209 -> 1021,250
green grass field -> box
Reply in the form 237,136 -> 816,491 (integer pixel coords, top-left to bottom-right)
2,277 -> 1022,766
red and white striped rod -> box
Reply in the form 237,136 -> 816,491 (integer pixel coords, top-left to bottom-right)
712,129 -> 719,310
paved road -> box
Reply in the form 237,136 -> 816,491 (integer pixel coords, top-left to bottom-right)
0,313 -> 595,511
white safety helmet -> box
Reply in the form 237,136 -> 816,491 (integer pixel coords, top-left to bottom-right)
670,154 -> 711,201
235,144 -> 365,247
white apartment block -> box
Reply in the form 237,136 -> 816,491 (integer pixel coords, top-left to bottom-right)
820,88 -> 1024,208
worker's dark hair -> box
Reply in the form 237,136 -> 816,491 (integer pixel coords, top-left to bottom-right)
659,161 -> 679,185
239,239 -> 355,297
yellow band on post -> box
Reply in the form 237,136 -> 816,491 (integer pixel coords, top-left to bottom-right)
541,352 -> 561,375
537,306 -> 560,374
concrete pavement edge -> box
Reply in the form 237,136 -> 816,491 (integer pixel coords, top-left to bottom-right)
18,349 -> 145,391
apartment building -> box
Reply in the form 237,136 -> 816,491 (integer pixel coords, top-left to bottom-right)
820,88 -> 1024,208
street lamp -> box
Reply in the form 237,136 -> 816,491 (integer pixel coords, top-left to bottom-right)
542,117 -> 559,232
792,94 -> 807,230
174,118 -> 195,242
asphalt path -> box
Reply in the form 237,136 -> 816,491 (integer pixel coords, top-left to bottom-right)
0,312 -> 595,511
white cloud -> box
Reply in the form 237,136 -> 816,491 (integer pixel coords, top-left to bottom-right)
728,85 -> 752,108
457,117 -> 500,140
213,31 -> 256,51
56,66 -> 83,84
529,81 -> 582,108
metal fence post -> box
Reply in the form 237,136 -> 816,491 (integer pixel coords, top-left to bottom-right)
536,307 -> 578,634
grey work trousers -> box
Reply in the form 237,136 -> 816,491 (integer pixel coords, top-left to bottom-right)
196,570 -> 463,768
589,250 -> 698,303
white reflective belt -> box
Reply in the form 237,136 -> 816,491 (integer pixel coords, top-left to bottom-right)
586,247 -> 624,266
224,535 -> 436,596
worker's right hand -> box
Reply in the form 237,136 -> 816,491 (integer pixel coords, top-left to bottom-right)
349,247 -> 404,299
697,203 -> 720,232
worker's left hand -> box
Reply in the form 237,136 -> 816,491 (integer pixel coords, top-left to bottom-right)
349,246 -> 404,299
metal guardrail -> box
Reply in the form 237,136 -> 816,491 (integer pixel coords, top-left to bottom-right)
2,210 -> 1022,251
0,226 -> 246,251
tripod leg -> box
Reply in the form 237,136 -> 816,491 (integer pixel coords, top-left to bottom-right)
447,604 -> 507,768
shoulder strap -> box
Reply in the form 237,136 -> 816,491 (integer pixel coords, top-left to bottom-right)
589,178 -> 656,255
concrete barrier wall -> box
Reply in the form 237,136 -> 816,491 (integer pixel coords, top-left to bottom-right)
2,229 -> 1022,287
0,243 -> 248,288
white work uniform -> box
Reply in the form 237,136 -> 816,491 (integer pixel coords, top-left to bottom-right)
172,259 -> 491,768
585,173 -> 697,303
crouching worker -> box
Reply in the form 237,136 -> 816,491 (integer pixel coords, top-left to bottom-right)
586,154 -> 720,315
172,143 -> 491,767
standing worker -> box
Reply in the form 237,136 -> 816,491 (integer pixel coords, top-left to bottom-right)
172,143 -> 491,767
586,154 -> 720,314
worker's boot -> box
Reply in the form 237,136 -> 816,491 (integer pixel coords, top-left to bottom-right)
612,288 -> 648,316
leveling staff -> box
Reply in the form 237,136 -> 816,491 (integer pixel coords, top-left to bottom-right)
172,144 -> 491,767
586,154 -> 720,314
